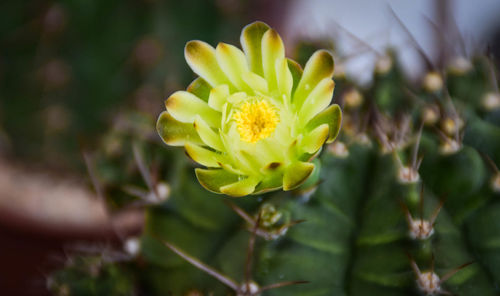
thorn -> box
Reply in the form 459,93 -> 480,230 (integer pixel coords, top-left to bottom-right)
132,143 -> 157,198
82,151 -> 105,203
388,5 -> 435,71
283,219 -> 306,228
412,122 -> 424,171
419,184 -> 425,222
431,253 -> 435,288
122,185 -> 149,201
83,151 -> 125,240
433,127 -> 462,154
478,152 -> 499,173
393,151 -> 404,168
406,252 -> 421,276
245,213 -> 261,289
224,201 -> 255,225
328,20 -> 383,57
487,57 -> 499,93
447,13 -> 468,58
360,109 -> 371,134
430,199 -> 445,226
161,240 -> 239,291
399,200 -> 413,226
442,90 -> 462,141
403,87 -> 422,103
416,155 -> 424,170
421,13 -> 457,57
257,280 -> 309,293
439,261 -> 474,285
373,121 -> 392,153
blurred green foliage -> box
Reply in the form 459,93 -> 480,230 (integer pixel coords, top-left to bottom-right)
0,0 -> 250,170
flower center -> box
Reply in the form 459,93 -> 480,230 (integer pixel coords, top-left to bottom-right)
233,100 -> 279,143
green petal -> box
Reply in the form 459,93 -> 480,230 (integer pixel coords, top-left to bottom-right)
276,58 -> 293,98
184,40 -> 234,89
242,71 -> 268,94
262,29 -> 285,92
301,123 -> 329,154
227,92 -> 247,105
215,42 -> 251,92
306,104 -> 342,143
218,161 -> 245,176
193,115 -> 225,152
208,84 -> 230,111
287,59 -> 303,96
283,161 -> 315,191
221,129 -> 259,174
293,50 -> 334,109
195,168 -> 240,194
165,91 -> 221,127
286,137 -> 300,161
240,21 -> 270,76
185,142 -> 225,168
156,111 -> 202,146
254,163 -> 284,194
253,174 -> 283,195
220,176 -> 260,197
187,78 -> 211,101
299,78 -> 335,125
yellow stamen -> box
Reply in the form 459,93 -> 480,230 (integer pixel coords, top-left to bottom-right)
233,100 -> 279,143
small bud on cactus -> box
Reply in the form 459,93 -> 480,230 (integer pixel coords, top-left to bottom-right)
492,173 -> 500,193
375,55 -> 392,74
423,71 -> 443,92
328,141 -> 349,158
447,56 -> 473,75
343,88 -> 363,108
482,92 -> 500,111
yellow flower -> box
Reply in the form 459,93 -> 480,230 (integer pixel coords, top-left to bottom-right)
157,21 -> 342,197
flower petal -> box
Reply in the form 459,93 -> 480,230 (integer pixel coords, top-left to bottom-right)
293,50 -> 334,109
227,92 -> 248,105
283,161 -> 315,191
301,123 -> 329,154
287,59 -> 303,96
193,115 -> 225,152
240,21 -> 270,76
220,129 -> 259,175
195,168 -> 240,194
216,42 -> 251,91
306,104 -> 342,143
218,161 -> 245,176
166,91 -> 221,127
242,71 -> 268,94
208,84 -> 230,111
185,40 -> 234,89
156,111 -> 202,146
185,143 -> 225,168
254,163 -> 284,194
187,77 -> 211,101
262,29 -> 285,92
276,58 -> 293,98
253,174 -> 283,194
220,176 -> 260,197
299,78 -> 335,125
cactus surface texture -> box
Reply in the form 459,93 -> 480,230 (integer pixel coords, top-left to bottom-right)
50,24 -> 500,296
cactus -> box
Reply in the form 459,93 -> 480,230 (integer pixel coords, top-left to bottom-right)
49,21 -> 500,296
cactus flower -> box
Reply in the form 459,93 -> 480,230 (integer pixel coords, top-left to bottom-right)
157,21 -> 342,197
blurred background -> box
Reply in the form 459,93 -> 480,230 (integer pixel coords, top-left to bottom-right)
0,0 -> 499,295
